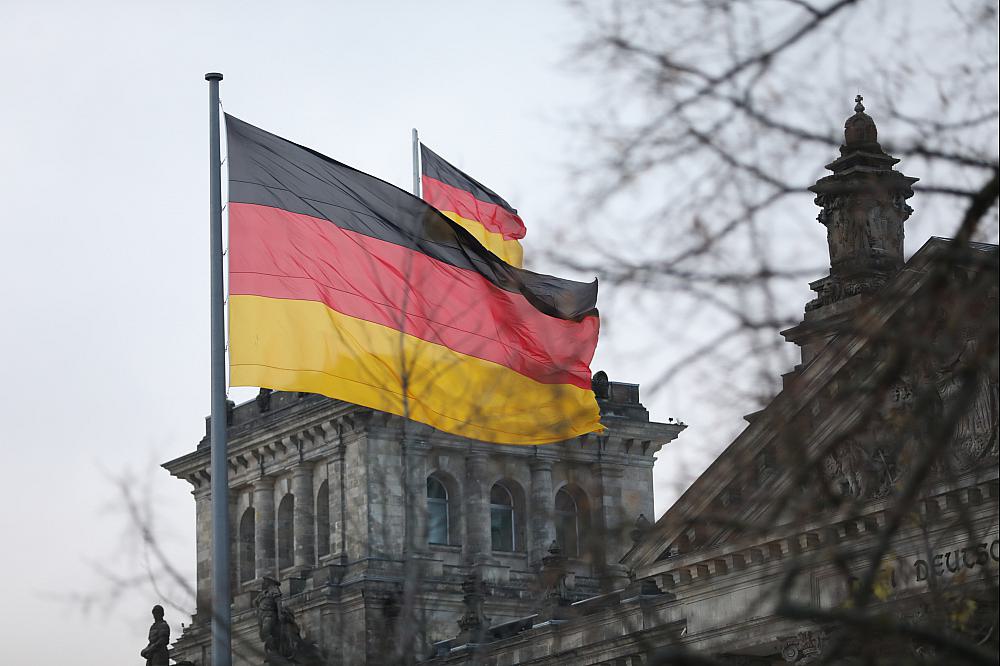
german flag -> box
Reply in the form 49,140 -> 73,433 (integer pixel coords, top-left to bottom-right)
420,144 -> 526,267
225,115 -> 602,445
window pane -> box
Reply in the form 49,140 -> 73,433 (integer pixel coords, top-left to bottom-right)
556,511 -> 578,557
555,489 -> 576,512
428,498 -> 448,545
491,506 -> 514,551
238,508 -> 255,583
427,503 -> 448,545
427,477 -> 450,545
427,477 -> 447,500
277,495 -> 294,570
555,489 -> 580,557
490,484 -> 512,506
316,482 -> 330,558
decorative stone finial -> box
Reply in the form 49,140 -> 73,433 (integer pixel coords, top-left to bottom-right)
802,94 -> 919,314
783,95 -> 921,361
844,94 -> 878,146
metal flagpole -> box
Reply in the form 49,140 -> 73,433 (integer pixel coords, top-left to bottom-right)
205,71 -> 232,666
411,128 -> 421,197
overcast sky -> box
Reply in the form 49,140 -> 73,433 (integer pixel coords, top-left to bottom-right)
0,0 -> 980,662
0,2 -> 610,660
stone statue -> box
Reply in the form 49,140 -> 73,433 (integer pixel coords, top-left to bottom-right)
455,572 -> 491,644
927,324 -> 999,469
591,370 -> 610,400
254,577 -> 323,665
140,605 -> 170,666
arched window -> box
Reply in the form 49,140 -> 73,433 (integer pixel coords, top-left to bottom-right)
427,476 -> 449,545
238,507 -> 255,583
554,489 -> 578,557
277,494 -> 294,570
490,483 -> 515,552
316,481 -> 330,559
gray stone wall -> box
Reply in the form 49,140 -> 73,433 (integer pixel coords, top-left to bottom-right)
163,383 -> 683,664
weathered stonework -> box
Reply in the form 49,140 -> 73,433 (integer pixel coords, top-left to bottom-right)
164,378 -> 682,664
164,99 -> 998,665
808,96 -> 917,308
420,103 -> 999,665
785,96 -> 920,367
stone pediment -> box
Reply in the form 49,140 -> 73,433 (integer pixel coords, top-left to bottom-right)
626,237 -> 999,574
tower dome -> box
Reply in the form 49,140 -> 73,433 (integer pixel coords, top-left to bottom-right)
844,94 -> 878,147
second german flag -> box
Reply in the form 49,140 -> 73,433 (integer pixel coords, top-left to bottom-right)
420,144 -> 526,267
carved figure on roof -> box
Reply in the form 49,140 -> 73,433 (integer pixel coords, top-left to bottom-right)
822,288 -> 998,500
866,204 -> 889,253
140,605 -> 170,666
454,572 -> 491,645
823,438 -> 895,501
924,312 -> 1000,469
254,577 -> 323,665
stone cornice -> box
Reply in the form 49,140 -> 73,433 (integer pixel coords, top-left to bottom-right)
162,410 -> 351,488
164,373 -> 685,493
635,474 -> 998,593
165,408 -> 678,492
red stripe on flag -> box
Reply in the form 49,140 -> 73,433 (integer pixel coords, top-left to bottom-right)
228,202 -> 596,389
422,176 -> 527,240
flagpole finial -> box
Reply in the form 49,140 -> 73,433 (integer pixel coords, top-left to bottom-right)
205,72 -> 224,81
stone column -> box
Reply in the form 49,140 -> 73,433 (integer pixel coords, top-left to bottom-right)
464,451 -> 491,564
327,442 -> 346,562
529,457 -> 555,567
404,440 -> 430,554
292,463 -> 315,569
595,460 -> 629,590
596,462 -> 626,554
194,490 -> 212,618
253,476 -> 276,579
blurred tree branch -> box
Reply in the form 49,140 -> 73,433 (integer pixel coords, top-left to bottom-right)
557,0 -> 998,414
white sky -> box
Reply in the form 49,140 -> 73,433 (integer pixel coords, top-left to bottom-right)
0,2 -> 614,660
0,0 -> 982,662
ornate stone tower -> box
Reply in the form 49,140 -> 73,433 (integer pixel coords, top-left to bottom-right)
785,96 -> 919,362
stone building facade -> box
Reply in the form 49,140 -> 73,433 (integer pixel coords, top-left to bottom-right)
165,99 -> 997,665
419,101 -> 999,664
164,377 -> 683,664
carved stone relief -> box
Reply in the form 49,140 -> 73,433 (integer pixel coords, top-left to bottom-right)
815,193 -> 908,270
821,307 -> 998,500
927,334 -> 1000,470
456,573 -> 491,644
823,438 -> 895,501
778,629 -> 825,663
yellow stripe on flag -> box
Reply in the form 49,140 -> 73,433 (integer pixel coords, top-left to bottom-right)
441,211 -> 524,267
229,295 -> 601,444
